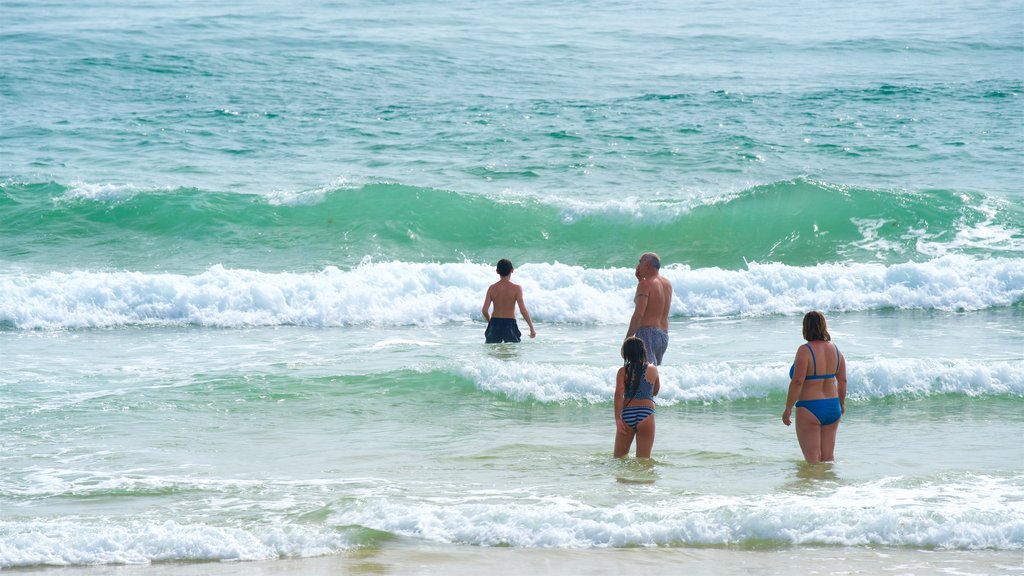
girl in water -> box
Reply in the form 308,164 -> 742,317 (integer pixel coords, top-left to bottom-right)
614,337 -> 660,458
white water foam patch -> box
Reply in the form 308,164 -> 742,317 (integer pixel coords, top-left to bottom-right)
1,256 -> 1022,329
0,469 -> 389,499
0,261 -> 635,330
329,474 -> 1024,549
676,255 -> 1024,316
554,195 -> 691,225
60,182 -> 172,203
456,358 -> 1024,404
855,358 -> 1024,398
0,519 -> 352,568
458,360 -> 781,405
0,263 -> 495,330
459,360 -> 617,403
918,195 -> 1024,257
265,175 -> 370,206
492,187 -> 698,224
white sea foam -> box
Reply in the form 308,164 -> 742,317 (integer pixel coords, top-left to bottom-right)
60,182 -> 171,203
458,357 -> 1024,404
1,255 -> 1022,330
918,196 -> 1024,256
3,475 -> 1018,567
0,519 -> 352,567
550,194 -> 692,224
328,474 -> 1024,549
265,175 -> 369,206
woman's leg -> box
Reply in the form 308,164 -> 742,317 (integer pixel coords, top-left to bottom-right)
795,407 -> 822,463
819,421 -> 840,462
634,415 -> 656,458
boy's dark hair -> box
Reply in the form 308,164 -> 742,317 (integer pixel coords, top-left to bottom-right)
496,259 -> 513,277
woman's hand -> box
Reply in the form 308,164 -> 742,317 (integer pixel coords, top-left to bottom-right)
616,417 -> 629,434
782,407 -> 792,426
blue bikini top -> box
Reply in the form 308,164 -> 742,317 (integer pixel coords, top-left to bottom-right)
789,342 -> 840,380
626,366 -> 656,402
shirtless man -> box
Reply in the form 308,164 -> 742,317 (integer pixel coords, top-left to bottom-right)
625,252 -> 673,365
481,259 -> 536,343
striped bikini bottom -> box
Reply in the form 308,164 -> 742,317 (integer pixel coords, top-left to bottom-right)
621,405 -> 655,430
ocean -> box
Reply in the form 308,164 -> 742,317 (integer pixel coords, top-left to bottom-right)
1,0 -> 1022,573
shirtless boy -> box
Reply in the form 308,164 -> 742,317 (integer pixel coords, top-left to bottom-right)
625,252 -> 672,364
481,259 -> 537,343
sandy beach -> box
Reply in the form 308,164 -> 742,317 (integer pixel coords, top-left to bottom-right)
13,546 -> 1024,576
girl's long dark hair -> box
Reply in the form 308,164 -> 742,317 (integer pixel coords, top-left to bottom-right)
621,337 -> 648,403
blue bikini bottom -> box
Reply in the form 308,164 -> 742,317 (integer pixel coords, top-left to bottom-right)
795,397 -> 842,426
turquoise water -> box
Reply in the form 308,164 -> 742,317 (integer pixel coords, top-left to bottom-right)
1,0 -> 1022,569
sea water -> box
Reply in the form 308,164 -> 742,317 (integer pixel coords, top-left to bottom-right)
1,0 -> 1022,572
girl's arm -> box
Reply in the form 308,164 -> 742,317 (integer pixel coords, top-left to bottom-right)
614,368 -> 628,433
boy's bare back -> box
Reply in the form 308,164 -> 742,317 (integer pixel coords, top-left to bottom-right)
485,279 -> 522,319
482,259 -> 536,340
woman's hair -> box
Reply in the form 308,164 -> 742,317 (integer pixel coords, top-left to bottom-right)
802,311 -> 831,341
621,337 -> 648,400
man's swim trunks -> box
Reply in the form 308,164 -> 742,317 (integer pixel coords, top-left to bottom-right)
485,317 -> 522,343
634,326 -> 668,365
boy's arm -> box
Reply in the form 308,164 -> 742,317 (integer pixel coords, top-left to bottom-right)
481,287 -> 492,322
516,286 -> 536,338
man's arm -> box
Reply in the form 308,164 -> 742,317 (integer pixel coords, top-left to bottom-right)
626,280 -> 650,339
660,279 -> 673,332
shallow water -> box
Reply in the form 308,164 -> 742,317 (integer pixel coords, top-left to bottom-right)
3,310 -> 1021,563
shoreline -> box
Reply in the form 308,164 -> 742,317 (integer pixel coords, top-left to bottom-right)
9,545 -> 1023,576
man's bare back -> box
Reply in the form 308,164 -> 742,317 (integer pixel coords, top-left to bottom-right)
634,274 -> 672,332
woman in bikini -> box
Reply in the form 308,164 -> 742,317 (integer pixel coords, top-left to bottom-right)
782,311 -> 848,463
614,337 -> 660,458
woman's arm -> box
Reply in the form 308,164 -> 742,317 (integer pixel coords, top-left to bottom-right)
836,350 -> 848,413
782,346 -> 808,426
